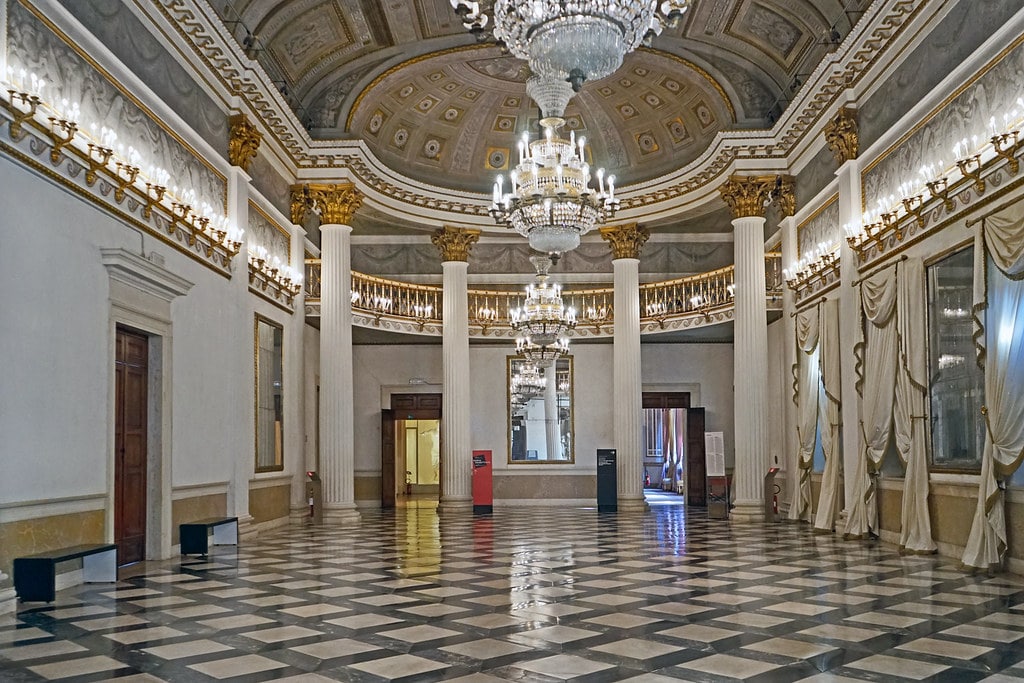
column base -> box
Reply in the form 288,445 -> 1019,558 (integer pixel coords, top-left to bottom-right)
323,504 -> 361,526
616,496 -> 649,513
730,501 -> 765,523
437,497 -> 473,514
237,515 -> 258,544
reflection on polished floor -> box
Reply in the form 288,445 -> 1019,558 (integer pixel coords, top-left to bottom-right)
2,505 -> 1024,682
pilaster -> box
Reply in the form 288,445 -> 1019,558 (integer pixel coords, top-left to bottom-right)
600,223 -> 649,512
780,215 -> 799,511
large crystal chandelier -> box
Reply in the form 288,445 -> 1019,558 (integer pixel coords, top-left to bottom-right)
511,256 -> 577,347
511,362 -> 547,399
491,115 -> 618,255
450,1 -> 692,91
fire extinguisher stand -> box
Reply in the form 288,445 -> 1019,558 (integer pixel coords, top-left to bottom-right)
764,467 -> 780,522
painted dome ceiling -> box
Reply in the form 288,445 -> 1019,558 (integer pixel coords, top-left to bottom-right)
214,0 -> 867,194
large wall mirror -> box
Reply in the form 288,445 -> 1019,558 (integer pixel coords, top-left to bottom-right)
255,315 -> 284,472
507,356 -> 574,463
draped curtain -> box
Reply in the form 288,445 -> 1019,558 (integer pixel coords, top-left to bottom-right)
894,258 -> 936,553
814,299 -> 842,532
789,305 -> 819,522
962,201 -> 1024,569
845,266 -> 898,537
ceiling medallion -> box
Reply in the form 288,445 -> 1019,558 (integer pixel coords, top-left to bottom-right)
450,1 -> 692,91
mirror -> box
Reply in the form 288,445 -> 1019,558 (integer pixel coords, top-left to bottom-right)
507,355 -> 574,463
255,315 -> 284,472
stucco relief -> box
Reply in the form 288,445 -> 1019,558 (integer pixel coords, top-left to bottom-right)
742,3 -> 802,59
8,2 -> 225,212
248,207 -> 290,263
862,40 -> 1024,218
797,198 -> 839,258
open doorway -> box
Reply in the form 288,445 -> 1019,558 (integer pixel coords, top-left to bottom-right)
382,393 -> 442,508
642,392 -> 706,506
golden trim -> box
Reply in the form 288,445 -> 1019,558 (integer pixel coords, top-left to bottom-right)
249,282 -> 295,314
249,200 -> 292,261
0,137 -> 231,278
17,0 -> 230,213
254,313 -> 285,474
506,354 -> 575,465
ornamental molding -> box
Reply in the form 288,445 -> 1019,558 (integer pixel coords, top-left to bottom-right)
228,113 -> 261,172
431,226 -> 481,263
719,175 -> 779,219
290,183 -> 362,226
145,0 -> 931,222
600,223 -> 650,260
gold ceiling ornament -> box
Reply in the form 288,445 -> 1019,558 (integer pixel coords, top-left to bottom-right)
228,113 -> 262,172
776,175 -> 797,219
718,175 -> 779,219
431,226 -> 481,262
599,222 -> 650,260
289,183 -> 363,226
823,107 -> 859,164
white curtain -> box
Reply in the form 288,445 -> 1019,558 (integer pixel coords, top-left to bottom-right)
789,305 -> 819,522
814,299 -> 842,532
894,258 -> 936,553
845,266 -> 898,537
962,201 -> 1024,570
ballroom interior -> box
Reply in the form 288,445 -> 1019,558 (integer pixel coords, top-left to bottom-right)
2,0 -> 1024,679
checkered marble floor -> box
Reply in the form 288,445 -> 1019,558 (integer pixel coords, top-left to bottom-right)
3,502 -> 1024,682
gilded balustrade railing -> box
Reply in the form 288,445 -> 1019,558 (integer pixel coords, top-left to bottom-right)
304,253 -> 783,332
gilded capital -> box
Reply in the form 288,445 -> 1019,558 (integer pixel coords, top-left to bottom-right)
719,175 -> 778,219
776,175 -> 796,219
227,113 -> 261,172
823,107 -> 859,164
431,226 -> 480,262
290,183 -> 362,226
599,222 -> 649,260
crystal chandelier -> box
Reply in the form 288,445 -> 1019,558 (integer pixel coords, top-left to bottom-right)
450,1 -> 692,91
491,116 -> 618,255
511,256 -> 577,346
511,362 -> 547,399
516,336 -> 569,366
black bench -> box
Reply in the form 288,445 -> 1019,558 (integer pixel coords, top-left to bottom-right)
179,516 -> 239,556
14,543 -> 117,602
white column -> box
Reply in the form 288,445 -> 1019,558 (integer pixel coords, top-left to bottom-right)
780,216 -> 799,512
612,256 -> 645,511
732,214 -> 771,522
320,222 -> 359,523
836,158 -> 863,515
543,366 -> 561,460
287,224 -> 307,520
439,259 -> 472,511
226,167 -> 256,538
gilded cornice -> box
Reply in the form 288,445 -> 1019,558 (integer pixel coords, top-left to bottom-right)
228,113 -> 261,172
431,226 -> 481,262
719,175 -> 779,219
600,223 -> 650,260
290,183 -> 362,226
153,0 -> 928,218
823,107 -> 859,164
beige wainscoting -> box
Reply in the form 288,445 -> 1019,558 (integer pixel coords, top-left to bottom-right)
249,481 -> 291,527
0,506 -> 106,580
877,478 -> 904,536
355,475 -> 382,504
493,474 -> 596,502
171,493 -> 227,546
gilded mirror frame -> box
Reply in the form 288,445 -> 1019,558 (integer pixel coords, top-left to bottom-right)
507,355 -> 575,464
254,314 -> 284,473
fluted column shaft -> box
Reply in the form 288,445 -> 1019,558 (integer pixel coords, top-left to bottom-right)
439,260 -> 472,510
732,215 -> 771,521
320,223 -> 359,522
613,257 -> 645,510
780,216 -> 799,510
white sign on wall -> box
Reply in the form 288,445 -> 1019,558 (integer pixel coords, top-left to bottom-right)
705,432 -> 725,477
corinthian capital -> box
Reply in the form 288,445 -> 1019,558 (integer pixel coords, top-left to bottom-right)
431,226 -> 481,262
290,183 -> 362,226
599,222 -> 649,260
719,175 -> 779,219
823,107 -> 859,164
228,114 -> 261,172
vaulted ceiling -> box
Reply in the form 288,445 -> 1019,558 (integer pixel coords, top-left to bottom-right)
211,0 -> 866,195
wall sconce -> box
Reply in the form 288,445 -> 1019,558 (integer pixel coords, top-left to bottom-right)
85,143 -> 113,185
3,89 -> 39,140
925,177 -> 955,213
114,162 -> 139,202
47,115 -> 76,164
992,131 -> 1021,174
902,195 -> 926,229
956,154 -> 985,194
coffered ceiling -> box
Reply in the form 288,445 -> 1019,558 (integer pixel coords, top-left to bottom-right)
210,0 -> 866,194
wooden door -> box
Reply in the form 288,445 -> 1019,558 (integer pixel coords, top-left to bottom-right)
381,409 -> 396,508
686,407 -> 707,506
115,328 -> 148,565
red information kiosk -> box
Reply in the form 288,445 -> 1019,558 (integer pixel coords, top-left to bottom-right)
472,450 -> 493,514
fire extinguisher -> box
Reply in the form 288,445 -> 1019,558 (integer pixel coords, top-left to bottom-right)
772,483 -> 780,515
644,471 -> 651,488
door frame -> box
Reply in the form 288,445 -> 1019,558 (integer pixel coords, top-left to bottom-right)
380,388 -> 442,508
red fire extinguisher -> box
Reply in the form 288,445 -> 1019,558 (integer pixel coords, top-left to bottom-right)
772,483 -> 780,515
643,471 -> 651,488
